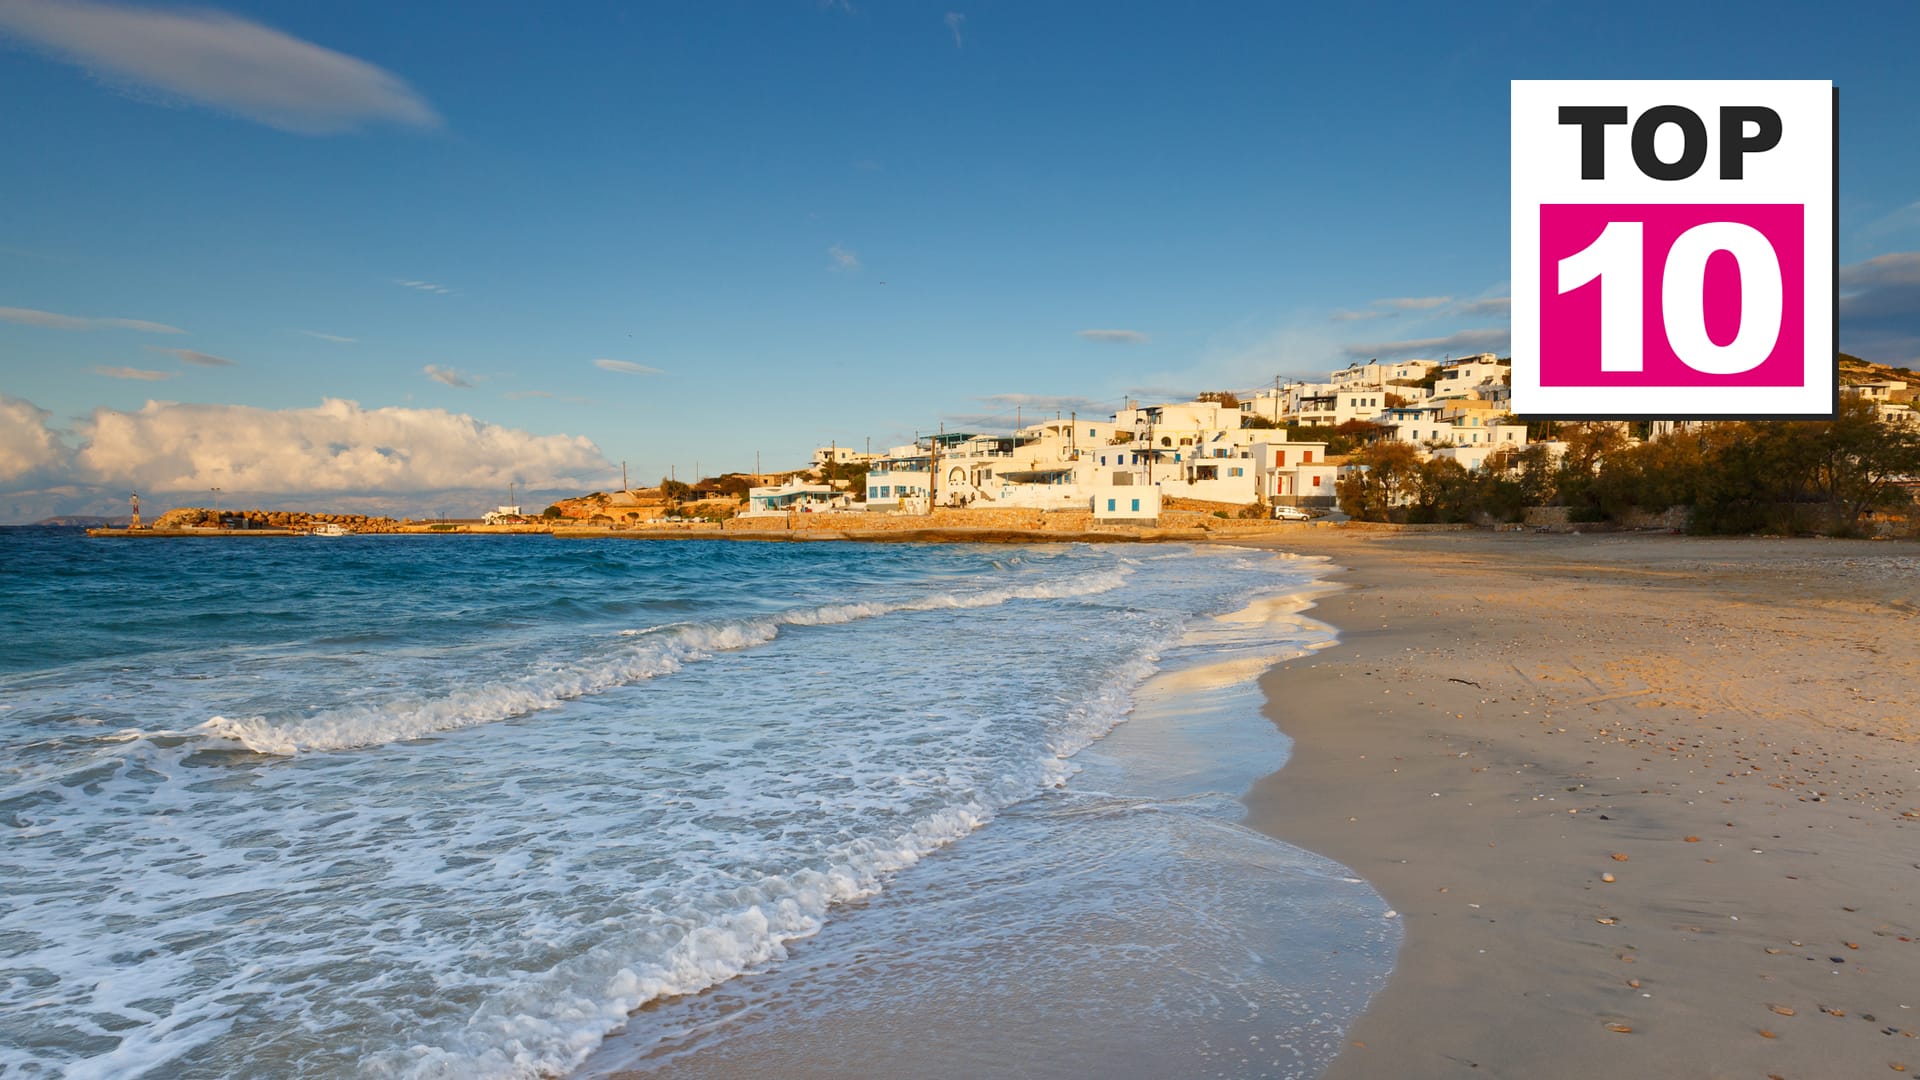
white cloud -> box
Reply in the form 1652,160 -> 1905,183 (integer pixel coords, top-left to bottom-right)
944,11 -> 965,46
593,358 -> 663,376
396,279 -> 454,295
1342,327 -> 1510,360
71,398 -> 608,493
1328,309 -> 1394,323
1456,296 -> 1510,316
297,329 -> 356,343
0,0 -> 440,134
1075,329 -> 1149,344
1375,296 -> 1452,311
0,305 -> 184,333
93,365 -> 177,381
423,364 -> 472,388
145,345 -> 236,366
827,245 -> 860,272
0,395 -> 67,483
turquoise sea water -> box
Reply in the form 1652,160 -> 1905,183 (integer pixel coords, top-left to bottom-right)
0,530 -> 1394,1078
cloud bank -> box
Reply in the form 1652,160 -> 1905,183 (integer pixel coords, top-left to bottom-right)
0,0 -> 440,134
0,396 -> 65,484
65,397 -> 608,493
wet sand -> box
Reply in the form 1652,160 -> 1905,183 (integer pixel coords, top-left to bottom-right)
1244,531 -> 1920,1079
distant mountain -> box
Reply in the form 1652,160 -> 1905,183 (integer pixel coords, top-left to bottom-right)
30,515 -> 130,527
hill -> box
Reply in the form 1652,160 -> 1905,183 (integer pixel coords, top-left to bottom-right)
1838,353 -> 1918,385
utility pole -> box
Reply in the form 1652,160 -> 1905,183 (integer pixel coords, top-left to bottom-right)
210,486 -> 221,518
756,450 -> 761,477
928,425 -> 940,515
622,460 -> 628,493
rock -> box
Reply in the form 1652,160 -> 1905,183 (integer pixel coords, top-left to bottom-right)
1602,873 -> 1617,883
1606,1023 -> 1633,1034
1611,853 -> 1630,861
1770,1004 -> 1797,1016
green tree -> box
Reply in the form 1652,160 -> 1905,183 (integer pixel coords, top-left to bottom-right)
1804,396 -> 1920,533
1409,457 -> 1475,523
1336,441 -> 1423,521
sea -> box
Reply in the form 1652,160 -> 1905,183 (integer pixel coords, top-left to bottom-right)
0,529 -> 1396,1079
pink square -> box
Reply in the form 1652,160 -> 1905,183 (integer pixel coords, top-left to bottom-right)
1539,203 -> 1805,387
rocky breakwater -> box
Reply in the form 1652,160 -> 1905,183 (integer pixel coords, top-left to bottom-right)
151,507 -> 404,533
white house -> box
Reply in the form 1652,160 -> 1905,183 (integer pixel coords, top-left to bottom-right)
1250,441 -> 1338,508
863,444 -> 932,512
1330,358 -> 1439,391
812,445 -> 878,469
1091,482 -> 1161,523
1430,355 -> 1509,400
745,481 -> 843,516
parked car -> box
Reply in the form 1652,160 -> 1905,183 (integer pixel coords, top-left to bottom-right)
1272,505 -> 1315,521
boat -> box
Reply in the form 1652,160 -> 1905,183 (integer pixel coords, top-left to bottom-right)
310,522 -> 349,537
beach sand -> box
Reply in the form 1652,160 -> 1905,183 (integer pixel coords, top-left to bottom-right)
1244,531 -> 1920,1079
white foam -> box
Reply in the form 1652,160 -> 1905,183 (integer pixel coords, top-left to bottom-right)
156,566 -> 1135,757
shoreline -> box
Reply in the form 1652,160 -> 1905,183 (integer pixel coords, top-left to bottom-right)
1236,531 -> 1920,1078
585,543 -> 1392,1079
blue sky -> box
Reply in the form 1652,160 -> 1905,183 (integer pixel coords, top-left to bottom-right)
3,0 -> 1918,520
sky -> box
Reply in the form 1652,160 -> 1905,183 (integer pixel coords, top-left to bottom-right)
2,0 -> 1918,521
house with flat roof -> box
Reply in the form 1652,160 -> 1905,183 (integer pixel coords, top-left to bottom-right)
744,481 -> 843,516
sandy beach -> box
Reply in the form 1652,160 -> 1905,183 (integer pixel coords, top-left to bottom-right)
1246,531 -> 1920,1079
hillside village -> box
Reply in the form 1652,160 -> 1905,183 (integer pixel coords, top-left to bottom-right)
540,351 -> 1919,532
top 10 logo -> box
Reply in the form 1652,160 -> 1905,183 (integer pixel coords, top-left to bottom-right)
1510,80 -> 1836,418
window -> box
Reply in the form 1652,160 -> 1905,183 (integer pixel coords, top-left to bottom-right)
1131,499 -> 1140,512
1228,467 -> 1243,477
1107,499 -> 1116,512
1089,428 -> 1096,437
1312,476 -> 1322,487
1302,450 -> 1313,463
1275,450 -> 1286,466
